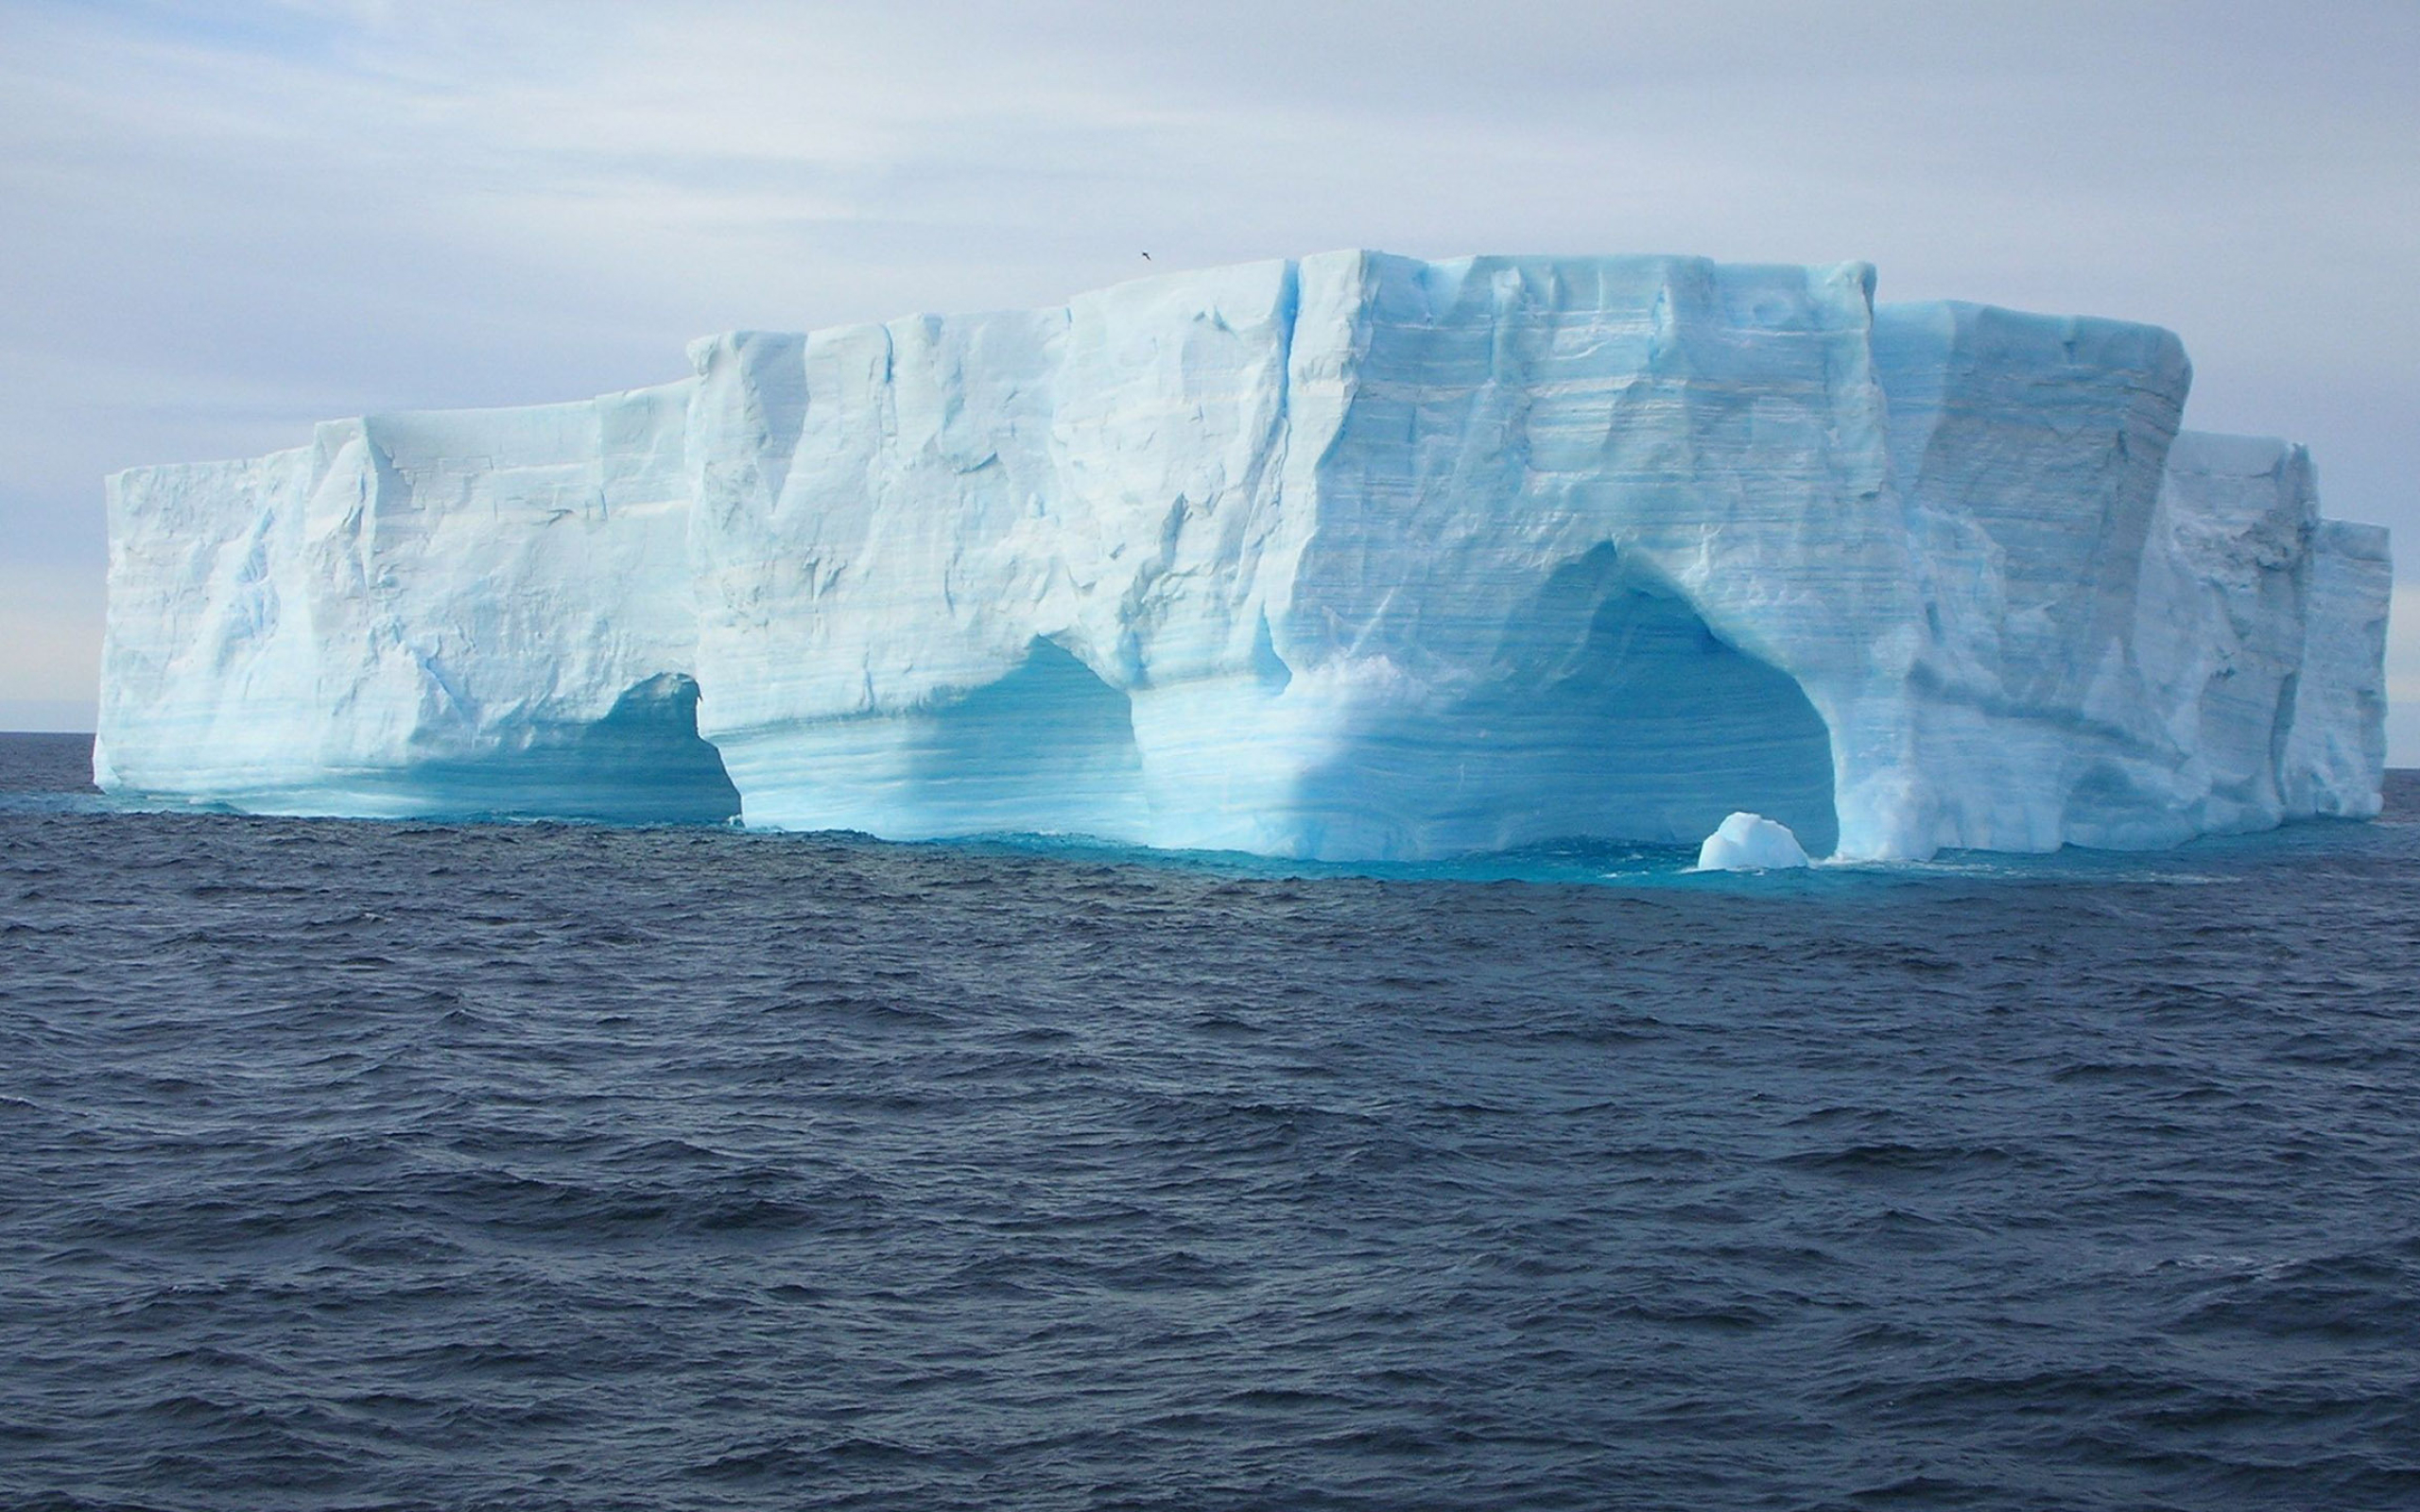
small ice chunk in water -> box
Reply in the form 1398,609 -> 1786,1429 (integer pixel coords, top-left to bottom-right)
1696,812 -> 1810,871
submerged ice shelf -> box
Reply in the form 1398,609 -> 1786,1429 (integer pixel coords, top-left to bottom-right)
95,251 -> 2390,862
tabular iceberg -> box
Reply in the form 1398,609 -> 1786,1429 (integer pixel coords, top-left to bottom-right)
95,251 -> 2391,862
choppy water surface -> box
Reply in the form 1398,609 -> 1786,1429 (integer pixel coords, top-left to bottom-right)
3,731 -> 2416,1510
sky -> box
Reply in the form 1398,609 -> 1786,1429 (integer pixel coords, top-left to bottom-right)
3,0 -> 2415,755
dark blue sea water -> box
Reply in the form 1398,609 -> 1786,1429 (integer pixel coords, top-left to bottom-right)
3,730 -> 2416,1511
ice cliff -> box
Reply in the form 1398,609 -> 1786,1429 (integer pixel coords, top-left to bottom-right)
95,252 -> 2392,861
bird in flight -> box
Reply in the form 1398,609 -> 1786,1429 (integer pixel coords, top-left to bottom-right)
1141,251 -> 1152,261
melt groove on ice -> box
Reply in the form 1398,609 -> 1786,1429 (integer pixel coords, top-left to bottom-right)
96,251 -> 2391,862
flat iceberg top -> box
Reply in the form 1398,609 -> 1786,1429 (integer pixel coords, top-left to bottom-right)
95,251 -> 2390,863
723,249 -> 1884,339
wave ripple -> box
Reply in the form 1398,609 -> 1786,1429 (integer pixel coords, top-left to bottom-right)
4,736 -> 2419,1510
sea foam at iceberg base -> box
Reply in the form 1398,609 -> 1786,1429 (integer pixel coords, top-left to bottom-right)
95,251 -> 2393,863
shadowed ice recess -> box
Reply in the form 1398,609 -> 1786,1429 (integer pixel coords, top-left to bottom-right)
93,252 -> 2389,861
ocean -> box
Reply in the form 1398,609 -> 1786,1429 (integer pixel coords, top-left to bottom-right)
3,730 -> 2415,1510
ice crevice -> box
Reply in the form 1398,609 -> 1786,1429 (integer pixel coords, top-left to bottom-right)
95,251 -> 2391,862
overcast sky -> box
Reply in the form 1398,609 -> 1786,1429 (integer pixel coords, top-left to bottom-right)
4,0 -> 2415,755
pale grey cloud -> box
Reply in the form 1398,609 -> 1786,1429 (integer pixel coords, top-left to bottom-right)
0,561 -> 102,731
2,0 -> 2412,747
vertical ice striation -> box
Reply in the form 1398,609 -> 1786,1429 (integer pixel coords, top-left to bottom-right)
2150,434 -> 2391,825
95,252 -> 2391,860
1871,301 -> 2198,852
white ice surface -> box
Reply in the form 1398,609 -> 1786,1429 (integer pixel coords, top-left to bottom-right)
1695,813 -> 1812,871
95,252 -> 2392,860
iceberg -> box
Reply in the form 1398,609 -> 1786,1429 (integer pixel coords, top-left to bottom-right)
95,251 -> 2391,862
1696,813 -> 1812,872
